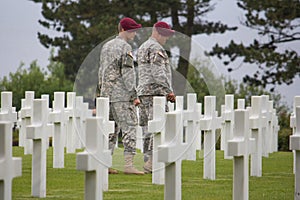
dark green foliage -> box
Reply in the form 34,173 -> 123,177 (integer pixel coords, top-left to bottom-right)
278,127 -> 292,151
30,0 -> 236,82
0,51 -> 73,111
209,0 -> 300,89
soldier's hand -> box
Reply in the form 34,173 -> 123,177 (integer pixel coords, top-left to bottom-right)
133,98 -> 140,106
92,109 -> 96,116
167,93 -> 176,103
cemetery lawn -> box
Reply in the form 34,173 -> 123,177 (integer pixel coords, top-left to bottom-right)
12,147 -> 294,200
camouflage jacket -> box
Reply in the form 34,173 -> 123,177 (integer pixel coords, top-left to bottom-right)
98,36 -> 137,102
136,37 -> 173,96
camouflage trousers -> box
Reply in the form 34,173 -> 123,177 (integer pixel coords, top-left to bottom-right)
138,96 -> 154,159
109,101 -> 138,156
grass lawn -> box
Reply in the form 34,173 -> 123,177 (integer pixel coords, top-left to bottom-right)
12,147 -> 294,200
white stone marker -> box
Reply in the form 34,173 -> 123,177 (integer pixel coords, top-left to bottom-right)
237,99 -> 245,109
149,96 -> 166,185
290,106 -> 300,200
272,113 -> 279,152
199,96 -> 220,180
267,100 -> 275,154
0,121 -> 22,200
158,111 -> 187,200
82,102 -> 93,147
220,104 -> 226,150
19,91 -> 34,154
41,94 -> 52,149
222,94 -> 234,159
95,97 -> 114,191
228,109 -> 252,200
175,96 -> 184,143
0,92 -> 18,126
249,96 -> 263,177
26,99 -> 54,197
136,124 -> 143,152
291,97 -> 300,133
136,107 -> 143,152
168,102 -> 175,112
81,102 -> 93,148
183,93 -> 199,161
65,92 -> 76,153
261,95 -> 269,158
291,96 -> 300,174
195,103 -> 202,151
77,117 -> 112,200
74,96 -> 84,149
49,92 -> 66,168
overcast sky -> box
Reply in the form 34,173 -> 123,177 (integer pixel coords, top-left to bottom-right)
1,0 -> 299,107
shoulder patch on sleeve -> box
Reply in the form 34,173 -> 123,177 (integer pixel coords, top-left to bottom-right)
128,51 -> 133,58
157,51 -> 165,58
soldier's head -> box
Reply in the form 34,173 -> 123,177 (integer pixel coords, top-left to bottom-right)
118,17 -> 142,41
152,21 -> 175,45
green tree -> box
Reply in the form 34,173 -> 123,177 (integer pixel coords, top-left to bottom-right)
0,56 -> 73,111
30,0 -> 236,85
209,0 -> 300,90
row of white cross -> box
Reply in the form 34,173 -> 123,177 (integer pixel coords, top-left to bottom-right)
0,91 -> 94,199
0,91 -> 293,200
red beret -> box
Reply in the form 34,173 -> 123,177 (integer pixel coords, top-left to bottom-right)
120,17 -> 142,32
154,21 -> 175,37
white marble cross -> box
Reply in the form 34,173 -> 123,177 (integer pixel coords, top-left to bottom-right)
136,122 -> 143,151
272,112 -> 279,153
41,94 -> 53,150
95,97 -> 114,191
183,93 -> 199,161
291,96 -> 300,174
49,92 -> 67,168
175,96 -> 184,144
81,102 -> 93,147
261,95 -> 269,158
168,102 -> 175,112
26,99 -> 54,197
0,92 -> 17,126
0,121 -> 22,200
74,96 -> 84,149
76,117 -> 112,200
249,96 -> 263,177
267,100 -> 275,154
290,97 -> 300,133
65,92 -> 77,153
158,111 -> 187,200
199,96 -> 221,180
228,109 -> 254,200
195,103 -> 202,151
148,96 -> 166,185
222,94 -> 234,159
19,91 -> 34,154
290,106 -> 300,200
237,99 -> 245,109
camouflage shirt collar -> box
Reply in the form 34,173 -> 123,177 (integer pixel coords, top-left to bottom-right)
116,35 -> 127,42
149,37 -> 163,49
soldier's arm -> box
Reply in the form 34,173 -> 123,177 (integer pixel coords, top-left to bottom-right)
120,52 -> 138,97
150,51 -> 173,94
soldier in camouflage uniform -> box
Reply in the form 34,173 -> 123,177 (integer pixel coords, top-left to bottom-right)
137,21 -> 176,173
98,17 -> 144,175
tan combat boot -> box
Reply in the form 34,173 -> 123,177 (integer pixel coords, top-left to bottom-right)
108,168 -> 118,174
143,155 -> 152,174
124,155 -> 144,175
